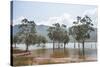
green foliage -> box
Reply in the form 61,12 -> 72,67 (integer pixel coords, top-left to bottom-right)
13,35 -> 18,44
47,23 -> 69,48
36,35 -> 47,47
47,26 -> 55,40
17,18 -> 36,51
69,15 -> 94,56
69,15 -> 94,43
14,18 -> 48,51
13,34 -> 21,48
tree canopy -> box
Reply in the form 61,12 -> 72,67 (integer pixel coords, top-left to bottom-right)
47,23 -> 69,49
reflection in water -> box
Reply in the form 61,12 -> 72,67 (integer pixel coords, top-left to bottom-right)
51,48 -> 69,58
78,48 -> 86,60
34,48 -> 47,57
32,48 -> 97,61
14,43 -> 97,65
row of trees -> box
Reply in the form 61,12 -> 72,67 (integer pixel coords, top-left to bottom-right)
47,15 -> 94,56
13,15 -> 94,55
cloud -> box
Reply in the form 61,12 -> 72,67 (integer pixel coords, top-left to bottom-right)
37,13 -> 74,27
83,8 -> 98,27
83,8 -> 97,16
13,16 -> 26,26
13,8 -> 97,28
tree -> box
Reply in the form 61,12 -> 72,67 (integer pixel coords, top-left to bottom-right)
41,36 -> 47,44
13,35 -> 19,48
69,15 -> 94,56
47,26 -> 55,50
69,26 -> 77,48
18,18 -> 36,52
69,16 -> 82,48
61,24 -> 69,49
63,32 -> 70,49
52,23 -> 64,48
47,23 -> 69,49
36,35 -> 47,47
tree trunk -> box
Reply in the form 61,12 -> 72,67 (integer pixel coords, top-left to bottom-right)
74,40 -> 76,48
78,42 -> 80,48
64,43 -> 66,53
78,42 -> 81,58
15,43 -> 16,48
95,42 -> 96,48
53,40 -> 55,51
58,42 -> 60,49
26,44 -> 29,52
82,41 -> 85,57
37,43 -> 41,47
64,44 -> 66,49
91,44 -> 92,48
95,43 -> 96,48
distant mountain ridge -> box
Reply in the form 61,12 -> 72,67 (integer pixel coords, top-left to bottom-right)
12,24 -> 97,42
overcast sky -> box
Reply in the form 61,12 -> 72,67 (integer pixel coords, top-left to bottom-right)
12,1 -> 97,27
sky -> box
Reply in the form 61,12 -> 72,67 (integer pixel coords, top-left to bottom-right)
12,1 -> 98,27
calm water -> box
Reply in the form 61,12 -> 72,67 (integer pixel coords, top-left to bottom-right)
31,48 -> 97,58
14,42 -> 97,61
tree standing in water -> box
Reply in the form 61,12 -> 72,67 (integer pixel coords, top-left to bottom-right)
47,23 -> 69,50
69,15 -> 94,57
18,18 -> 37,52
13,34 -> 19,48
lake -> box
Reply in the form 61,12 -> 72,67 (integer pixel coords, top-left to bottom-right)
13,42 -> 97,65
